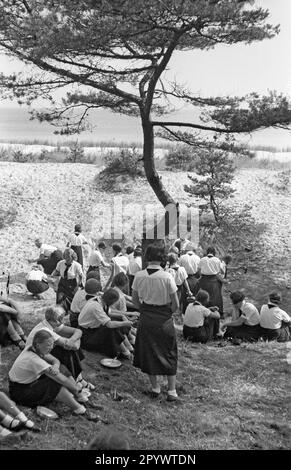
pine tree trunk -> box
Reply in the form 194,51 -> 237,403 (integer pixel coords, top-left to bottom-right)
141,116 -> 178,262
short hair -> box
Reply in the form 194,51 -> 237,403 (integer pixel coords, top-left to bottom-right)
87,428 -> 130,450
112,272 -> 128,288
32,329 -> 53,348
112,243 -> 122,254
74,224 -> 82,233
86,270 -> 101,281
230,291 -> 245,305
223,254 -> 232,264
44,307 -> 59,323
174,240 -> 181,250
185,244 -> 196,252
133,247 -> 142,257
98,242 -> 106,250
35,238 -> 42,246
206,246 -> 216,256
168,246 -> 179,255
102,288 -> 120,307
85,279 -> 102,296
269,291 -> 282,304
167,253 -> 178,265
63,248 -> 76,260
126,246 -> 134,255
145,244 -> 165,263
196,289 -> 210,306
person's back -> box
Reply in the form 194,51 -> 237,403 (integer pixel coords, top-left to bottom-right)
260,304 -> 290,330
179,251 -> 200,275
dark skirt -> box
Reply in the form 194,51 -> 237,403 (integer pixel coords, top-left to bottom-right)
80,325 -> 129,357
133,303 -> 177,376
197,274 -> 223,316
87,265 -> 101,282
128,274 -> 134,294
69,311 -> 79,328
37,249 -> 63,275
224,324 -> 262,342
51,345 -> 84,379
57,277 -> 77,311
183,317 -> 220,343
0,312 -> 10,346
260,325 -> 290,343
26,280 -> 49,295
9,375 -> 62,408
71,245 -> 83,267
187,274 -> 199,295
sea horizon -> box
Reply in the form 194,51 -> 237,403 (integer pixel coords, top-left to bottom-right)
0,106 -> 291,150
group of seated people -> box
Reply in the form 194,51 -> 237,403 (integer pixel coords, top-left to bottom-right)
183,289 -> 291,344
0,234 -> 290,442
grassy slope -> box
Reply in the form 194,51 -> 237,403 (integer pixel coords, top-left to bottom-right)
0,164 -> 290,450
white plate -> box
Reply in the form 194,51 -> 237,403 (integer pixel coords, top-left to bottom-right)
36,406 -> 59,419
100,358 -> 122,369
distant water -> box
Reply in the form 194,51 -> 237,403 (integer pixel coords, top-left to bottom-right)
0,106 -> 290,148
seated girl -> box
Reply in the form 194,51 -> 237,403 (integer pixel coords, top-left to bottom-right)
0,390 -> 40,440
222,291 -> 261,342
166,253 -> 192,315
183,290 -> 220,343
25,306 -> 94,391
69,271 -> 100,328
0,295 -> 27,350
26,265 -> 49,297
259,291 -> 291,342
78,279 -> 133,359
9,329 -> 90,417
111,272 -> 139,318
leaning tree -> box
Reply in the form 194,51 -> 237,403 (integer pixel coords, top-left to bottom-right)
0,0 -> 290,240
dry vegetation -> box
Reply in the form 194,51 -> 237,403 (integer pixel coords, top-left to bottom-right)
0,162 -> 290,450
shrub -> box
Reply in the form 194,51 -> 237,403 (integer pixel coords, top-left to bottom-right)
165,145 -> 199,171
95,147 -> 144,191
0,206 -> 17,229
65,141 -> 85,163
12,150 -> 33,162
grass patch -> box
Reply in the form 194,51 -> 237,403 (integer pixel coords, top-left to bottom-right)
0,291 -> 289,450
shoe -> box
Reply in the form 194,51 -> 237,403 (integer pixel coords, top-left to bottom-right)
77,378 -> 96,391
166,394 -> 181,403
76,390 -> 89,403
73,405 -> 86,415
142,390 -> 161,399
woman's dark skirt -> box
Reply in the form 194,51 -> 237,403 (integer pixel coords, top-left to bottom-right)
71,245 -> 83,267
37,249 -> 63,275
197,274 -> 223,316
183,317 -> 220,343
51,345 -> 84,379
9,376 -> 62,408
57,277 -> 77,311
80,325 -> 129,357
133,303 -> 177,376
26,280 -> 49,295
260,325 -> 290,343
224,324 -> 262,342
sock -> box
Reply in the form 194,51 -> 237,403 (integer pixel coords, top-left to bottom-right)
167,389 -> 178,397
151,386 -> 161,394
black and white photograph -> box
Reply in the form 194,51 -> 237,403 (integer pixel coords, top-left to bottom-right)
0,0 -> 290,459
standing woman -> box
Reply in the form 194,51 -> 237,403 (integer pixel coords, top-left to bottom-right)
196,247 -> 225,316
67,224 -> 88,268
52,248 -> 85,312
132,244 -> 180,402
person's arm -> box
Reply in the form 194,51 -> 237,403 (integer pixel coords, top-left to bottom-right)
132,289 -> 140,310
170,292 -> 179,314
51,267 -> 61,277
221,316 -> 245,330
104,263 -> 115,291
208,310 -> 220,319
43,353 -> 61,374
105,319 -> 133,329
0,304 -> 18,319
183,279 -> 192,296
54,325 -> 82,350
4,298 -> 22,316
43,368 -> 79,395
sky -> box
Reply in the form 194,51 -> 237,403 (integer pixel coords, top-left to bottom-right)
0,0 -> 290,146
